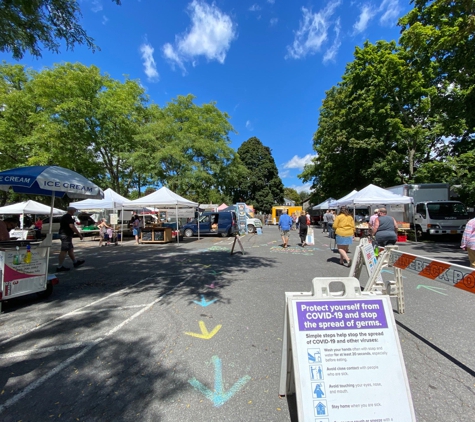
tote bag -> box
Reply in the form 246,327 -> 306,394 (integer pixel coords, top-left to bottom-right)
306,228 -> 315,245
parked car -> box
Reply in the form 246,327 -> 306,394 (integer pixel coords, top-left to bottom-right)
245,213 -> 263,233
182,211 -> 237,237
41,215 -> 80,236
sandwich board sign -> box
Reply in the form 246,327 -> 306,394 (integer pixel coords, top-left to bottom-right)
281,277 -> 415,421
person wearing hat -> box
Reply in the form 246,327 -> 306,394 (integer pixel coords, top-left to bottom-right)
368,208 -> 380,232
57,206 -> 85,272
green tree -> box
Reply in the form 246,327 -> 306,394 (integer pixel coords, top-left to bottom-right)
284,187 -> 300,204
233,137 -> 284,213
0,63 -> 35,171
132,94 -> 244,203
301,40 -> 445,198
27,63 -> 148,194
399,0 -> 475,135
0,0 -> 121,59
0,62 -> 149,196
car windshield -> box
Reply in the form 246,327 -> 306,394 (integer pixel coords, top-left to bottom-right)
427,202 -> 468,219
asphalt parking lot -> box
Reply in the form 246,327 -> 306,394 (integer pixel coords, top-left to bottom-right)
0,228 -> 473,421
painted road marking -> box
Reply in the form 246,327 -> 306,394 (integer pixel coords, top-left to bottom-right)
185,321 -> 222,340
0,342 -> 92,359
188,355 -> 251,407
0,277 -> 190,415
0,274 -> 187,347
416,285 -> 448,295
71,304 -> 148,314
193,295 -> 217,307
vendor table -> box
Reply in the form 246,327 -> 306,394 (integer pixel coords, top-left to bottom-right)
140,227 -> 172,244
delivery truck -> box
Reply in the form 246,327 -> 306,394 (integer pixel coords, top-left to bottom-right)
386,183 -> 468,238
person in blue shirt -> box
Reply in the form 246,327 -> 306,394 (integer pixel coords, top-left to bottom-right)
278,209 -> 293,248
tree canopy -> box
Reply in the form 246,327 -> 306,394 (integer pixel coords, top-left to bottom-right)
300,0 -> 475,205
0,0 -> 121,59
233,137 -> 284,213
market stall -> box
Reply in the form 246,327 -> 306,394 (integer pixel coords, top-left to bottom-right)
0,166 -> 103,307
0,200 -> 65,240
331,184 -> 414,240
70,188 -> 130,240
121,187 -> 198,244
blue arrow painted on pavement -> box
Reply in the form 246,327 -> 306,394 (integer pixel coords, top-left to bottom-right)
193,295 -> 217,307
188,355 -> 251,407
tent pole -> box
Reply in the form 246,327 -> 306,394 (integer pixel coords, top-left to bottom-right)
176,205 -> 179,244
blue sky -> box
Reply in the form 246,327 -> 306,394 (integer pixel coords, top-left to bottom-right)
1,0 -> 411,193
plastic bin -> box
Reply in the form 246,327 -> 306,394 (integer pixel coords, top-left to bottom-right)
397,234 -> 407,242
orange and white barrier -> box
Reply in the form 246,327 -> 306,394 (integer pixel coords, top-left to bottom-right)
388,250 -> 475,294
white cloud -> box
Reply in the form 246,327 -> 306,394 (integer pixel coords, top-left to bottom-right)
286,1 -> 341,60
289,183 -> 313,193
90,0 -> 103,13
323,17 -> 341,63
245,120 -> 253,130
283,154 -> 317,170
249,4 -> 261,12
140,42 -> 159,82
267,0 -> 275,4
270,17 -> 278,26
279,170 -> 290,179
353,4 -> 375,34
379,0 -> 401,25
163,0 -> 237,71
102,15 -> 109,25
163,43 -> 186,73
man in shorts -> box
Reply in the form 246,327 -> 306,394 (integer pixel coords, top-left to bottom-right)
278,209 -> 293,248
57,206 -> 85,272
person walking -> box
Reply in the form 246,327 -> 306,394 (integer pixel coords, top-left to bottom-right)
56,207 -> 85,272
132,215 -> 141,244
298,213 -> 308,247
332,206 -> 355,266
326,210 -> 335,238
278,209 -> 293,248
97,218 -> 111,247
461,216 -> 475,268
322,210 -> 330,233
372,207 -> 398,247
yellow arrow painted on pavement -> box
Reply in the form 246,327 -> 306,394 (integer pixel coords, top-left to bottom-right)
185,321 -> 222,339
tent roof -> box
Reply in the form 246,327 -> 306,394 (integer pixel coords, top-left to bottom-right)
333,184 -> 413,206
121,186 -> 198,209
0,200 -> 65,215
71,188 -> 129,210
329,190 -> 358,207
217,203 -> 228,211
312,197 -> 336,210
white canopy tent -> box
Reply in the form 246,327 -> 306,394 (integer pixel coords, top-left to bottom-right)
328,190 -> 358,208
71,188 -> 128,210
312,197 -> 336,210
331,184 -> 416,240
0,200 -> 65,229
333,184 -> 413,207
121,187 -> 199,243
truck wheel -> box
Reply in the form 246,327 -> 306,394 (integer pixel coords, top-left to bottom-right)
247,224 -> 255,233
184,228 -> 194,238
37,283 -> 53,299
415,226 -> 424,240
